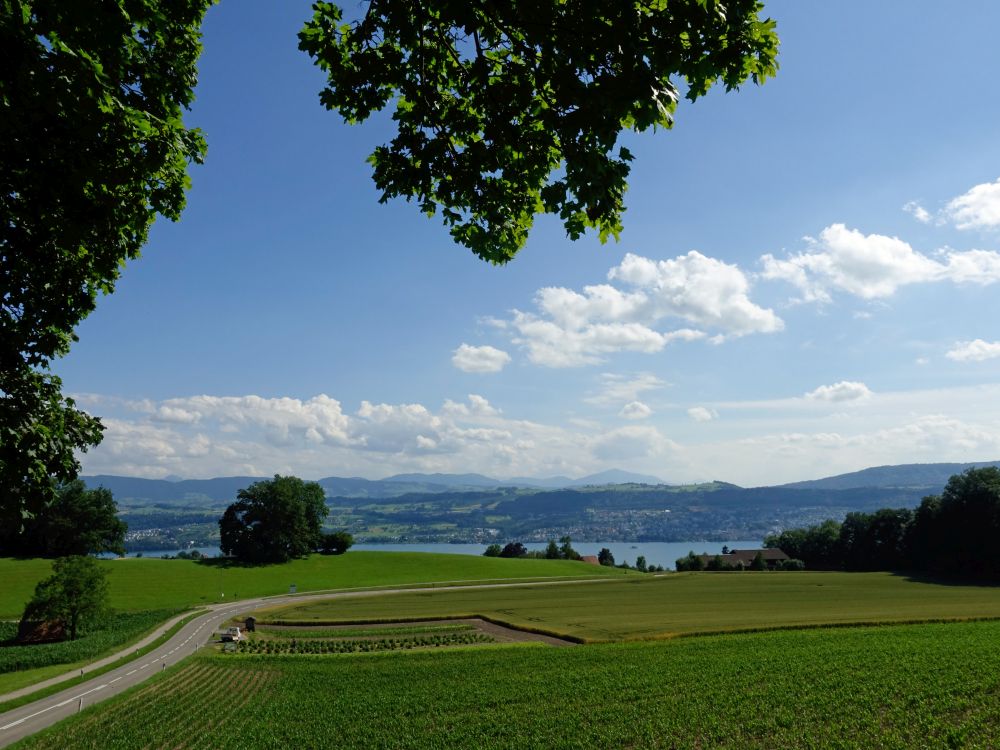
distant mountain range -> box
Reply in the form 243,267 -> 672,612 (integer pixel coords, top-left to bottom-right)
83,468 -> 667,506
83,461 -> 1000,509
778,461 -> 1000,491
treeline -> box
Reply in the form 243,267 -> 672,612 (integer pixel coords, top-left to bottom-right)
766,468 -> 1000,578
483,538 -> 666,572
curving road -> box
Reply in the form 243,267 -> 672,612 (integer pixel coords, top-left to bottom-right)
0,576 -> 612,747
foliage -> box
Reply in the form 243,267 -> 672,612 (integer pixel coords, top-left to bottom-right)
559,536 -> 580,561
299,0 -> 779,263
749,551 -> 767,571
769,468 -> 1000,578
257,623 -> 473,639
498,542 -> 527,558
634,555 -> 648,572
838,508 -> 912,571
0,609 -> 177,675
317,530 -> 354,555
20,556 -> 110,640
705,554 -> 726,571
219,475 -> 328,564
0,480 -> 126,557
779,559 -> 805,571
674,551 -> 704,572
482,543 -> 502,557
764,519 -> 841,569
910,467 -> 1000,578
21,621 -> 1000,749
0,374 -> 104,533
0,0 -> 212,518
544,539 -> 560,559
597,547 -> 614,567
234,631 -> 492,655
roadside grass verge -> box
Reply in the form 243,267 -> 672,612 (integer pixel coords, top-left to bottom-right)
0,553 -> 629,619
259,571 -> 1000,641
0,610 -> 203,715
0,611 -> 182,688
15,619 -> 1000,749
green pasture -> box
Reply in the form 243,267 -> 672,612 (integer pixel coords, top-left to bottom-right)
17,620 -> 1000,749
261,571 -> 1000,641
0,553 -> 628,619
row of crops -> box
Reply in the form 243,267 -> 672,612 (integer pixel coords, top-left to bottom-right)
255,622 -> 474,639
20,662 -> 274,750
0,610 -> 181,674
20,619 -> 1000,748
234,631 -> 493,655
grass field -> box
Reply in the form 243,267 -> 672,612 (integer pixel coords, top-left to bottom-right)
258,571 -> 1000,641
16,619 -> 1000,749
0,553 -> 629,619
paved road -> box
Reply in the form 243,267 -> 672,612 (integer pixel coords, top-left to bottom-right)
0,576 -> 612,747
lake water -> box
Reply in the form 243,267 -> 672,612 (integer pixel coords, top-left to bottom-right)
124,540 -> 762,571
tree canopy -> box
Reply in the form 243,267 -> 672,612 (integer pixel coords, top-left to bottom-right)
20,555 -> 110,641
219,475 -> 329,564
300,0 -> 779,263
317,530 -> 354,555
0,479 -> 126,557
766,468 -> 1000,579
1,0 -> 211,523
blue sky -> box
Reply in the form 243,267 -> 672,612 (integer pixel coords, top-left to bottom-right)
61,0 -> 1000,485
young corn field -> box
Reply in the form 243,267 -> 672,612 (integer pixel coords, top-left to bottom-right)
17,619 -> 1000,749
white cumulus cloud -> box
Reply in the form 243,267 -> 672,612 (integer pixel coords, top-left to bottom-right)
451,344 -> 511,373
687,406 -> 718,422
946,339 -> 1000,362
805,381 -> 873,402
609,252 -> 784,338
944,177 -> 1000,230
619,401 -> 652,420
760,223 -> 1000,302
508,251 -> 780,367
903,201 -> 932,224
586,372 -> 667,407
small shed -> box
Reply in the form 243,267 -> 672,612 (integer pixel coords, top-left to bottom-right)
244,616 -> 256,632
579,555 -> 600,565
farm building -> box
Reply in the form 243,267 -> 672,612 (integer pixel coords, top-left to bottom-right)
579,555 -> 600,565
696,548 -> 790,570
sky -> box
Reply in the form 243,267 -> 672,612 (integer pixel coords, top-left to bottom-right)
59,0 -> 1000,486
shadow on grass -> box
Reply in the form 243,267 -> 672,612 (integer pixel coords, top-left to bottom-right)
195,557 -> 276,570
890,570 -> 1000,588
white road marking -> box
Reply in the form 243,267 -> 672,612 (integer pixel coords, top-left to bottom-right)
1,686 -> 107,730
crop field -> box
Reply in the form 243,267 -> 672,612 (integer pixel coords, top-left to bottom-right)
258,570 -> 1000,641
256,622 -> 474,638
234,620 -> 495,654
17,619 -> 1000,749
0,610 -> 181,695
0,552 -> 628,618
234,631 -> 493,654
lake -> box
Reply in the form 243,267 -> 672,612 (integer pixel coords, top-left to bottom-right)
123,540 -> 762,571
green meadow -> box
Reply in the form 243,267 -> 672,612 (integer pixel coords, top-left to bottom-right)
0,553 -> 628,619
260,571 -> 1000,641
17,620 -> 1000,749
